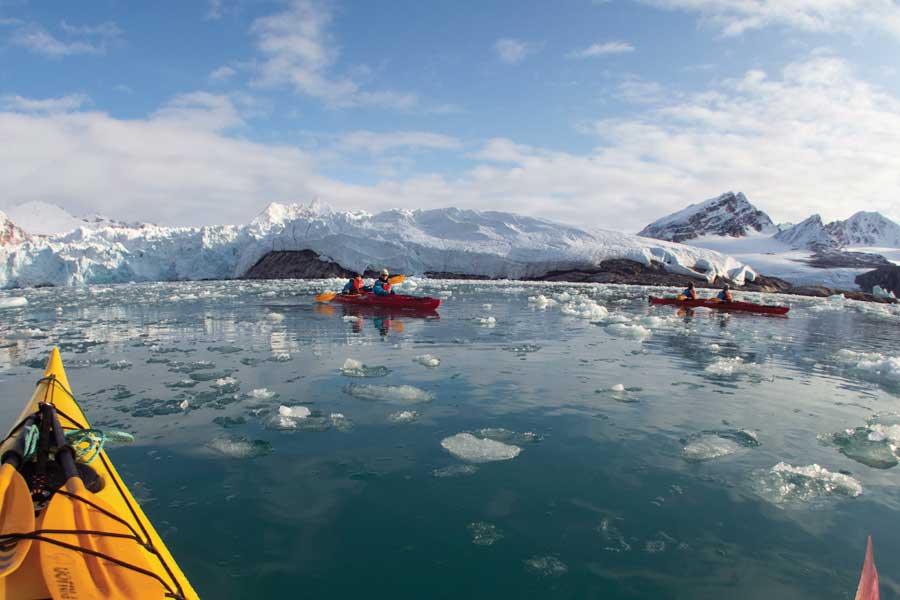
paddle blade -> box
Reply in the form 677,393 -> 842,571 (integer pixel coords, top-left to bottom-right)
388,275 -> 405,285
40,479 -> 167,600
676,295 -> 686,301
315,292 -> 337,303
0,464 -> 34,577
855,536 -> 879,600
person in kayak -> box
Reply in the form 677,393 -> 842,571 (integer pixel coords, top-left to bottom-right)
678,282 -> 697,301
373,269 -> 395,296
716,284 -> 733,303
341,273 -> 365,295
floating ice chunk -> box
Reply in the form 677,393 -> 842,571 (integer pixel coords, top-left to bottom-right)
482,303 -> 492,310
208,436 -> 272,458
438,290 -> 453,298
704,357 -> 760,376
413,354 -> 441,367
561,299 -> 608,320
709,343 -> 721,353
345,384 -> 433,403
388,410 -> 418,423
267,312 -> 285,322
597,518 -> 631,552
0,297 -> 27,309
822,425 -> 899,469
342,315 -> 360,323
644,540 -> 666,553
606,323 -> 652,339
478,316 -> 496,327
682,430 -> 759,461
432,464 -> 478,478
527,295 -> 557,309
753,462 -> 862,505
273,405 -> 311,429
248,388 -> 275,400
208,345 -> 242,354
330,412 -> 353,431
179,398 -> 189,411
834,349 -> 900,387
441,433 -> 521,463
469,522 -> 503,546
524,556 -> 568,577
213,376 -> 239,388
109,360 -> 132,371
340,358 -> 391,378
639,316 -> 665,328
270,353 -> 291,362
476,428 -> 541,444
611,384 -> 625,392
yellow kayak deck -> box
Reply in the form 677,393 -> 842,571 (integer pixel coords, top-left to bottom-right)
0,348 -> 199,599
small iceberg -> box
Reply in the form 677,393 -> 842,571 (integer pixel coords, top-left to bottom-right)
345,384 -> 433,403
752,462 -> 862,506
441,433 -> 521,463
340,358 -> 391,378
413,354 -> 441,367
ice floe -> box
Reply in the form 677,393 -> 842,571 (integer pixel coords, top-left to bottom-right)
0,297 -> 27,309
345,384 -> 433,403
752,462 -> 862,505
272,405 -> 312,429
834,349 -> 900,388
704,357 -> 761,376
821,417 -> 900,469
413,354 -> 441,367
528,295 -> 557,309
468,522 -> 503,546
682,430 -> 759,461
208,435 -> 272,458
441,433 -> 522,463
340,358 -> 391,378
605,323 -> 652,339
524,556 -> 568,577
247,388 -> 275,400
388,410 -> 418,423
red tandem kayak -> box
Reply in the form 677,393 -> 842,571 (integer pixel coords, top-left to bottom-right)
331,293 -> 441,311
648,296 -> 789,315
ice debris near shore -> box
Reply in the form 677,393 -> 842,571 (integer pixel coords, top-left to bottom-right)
441,432 -> 522,463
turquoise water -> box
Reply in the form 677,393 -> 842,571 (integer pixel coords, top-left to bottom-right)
1,280 -> 899,599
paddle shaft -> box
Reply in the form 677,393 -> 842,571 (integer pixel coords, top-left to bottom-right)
0,415 -> 38,470
40,403 -> 79,482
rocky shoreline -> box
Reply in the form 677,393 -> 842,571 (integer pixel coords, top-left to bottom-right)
242,250 -> 899,304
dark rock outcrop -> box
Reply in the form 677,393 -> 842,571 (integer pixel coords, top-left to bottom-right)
639,192 -> 774,243
856,266 -> 900,297
242,250 -> 353,280
801,250 -> 892,269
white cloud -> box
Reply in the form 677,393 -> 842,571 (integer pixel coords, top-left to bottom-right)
494,38 -> 535,64
206,0 -> 224,20
0,93 -> 89,113
151,92 -> 245,131
10,20 -> 120,57
2,55 -> 900,231
616,76 -> 666,104
642,0 -> 900,39
332,131 -> 462,154
568,41 -> 635,58
209,65 -> 237,83
250,0 -> 417,109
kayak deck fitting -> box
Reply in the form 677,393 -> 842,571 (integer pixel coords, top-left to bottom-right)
648,296 -> 790,315
0,348 -> 199,600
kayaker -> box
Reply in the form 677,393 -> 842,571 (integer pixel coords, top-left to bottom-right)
341,273 -> 364,295
716,283 -> 733,303
373,269 -> 395,296
679,282 -> 697,300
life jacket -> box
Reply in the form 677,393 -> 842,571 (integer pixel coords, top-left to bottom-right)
683,288 -> 697,300
718,290 -> 732,301
382,282 -> 392,293
352,277 -> 363,291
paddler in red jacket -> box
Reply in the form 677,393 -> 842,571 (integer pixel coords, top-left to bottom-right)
341,273 -> 364,295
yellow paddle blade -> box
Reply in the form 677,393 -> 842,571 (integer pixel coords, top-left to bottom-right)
392,320 -> 405,333
676,294 -> 686,301
314,304 -> 336,317
40,479 -> 169,600
388,275 -> 405,285
315,292 -> 337,303
0,463 -> 34,577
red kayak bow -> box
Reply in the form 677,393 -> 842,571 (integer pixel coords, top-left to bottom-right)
331,293 -> 441,311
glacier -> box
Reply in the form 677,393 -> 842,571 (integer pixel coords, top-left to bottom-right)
0,202 -> 753,289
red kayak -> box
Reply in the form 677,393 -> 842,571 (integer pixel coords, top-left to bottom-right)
648,296 -> 789,315
332,292 -> 441,311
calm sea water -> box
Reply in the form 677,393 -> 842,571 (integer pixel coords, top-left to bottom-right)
1,280 -> 899,599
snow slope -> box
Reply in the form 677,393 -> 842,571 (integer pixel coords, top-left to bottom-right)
2,202 -> 86,236
0,202 -> 754,289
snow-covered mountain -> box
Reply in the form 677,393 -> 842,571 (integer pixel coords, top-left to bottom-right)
773,211 -> 900,251
642,193 -> 900,289
773,215 -> 838,250
0,202 -> 754,289
638,192 -> 775,243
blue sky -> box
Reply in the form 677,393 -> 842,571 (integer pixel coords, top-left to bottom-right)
1,0 -> 899,230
